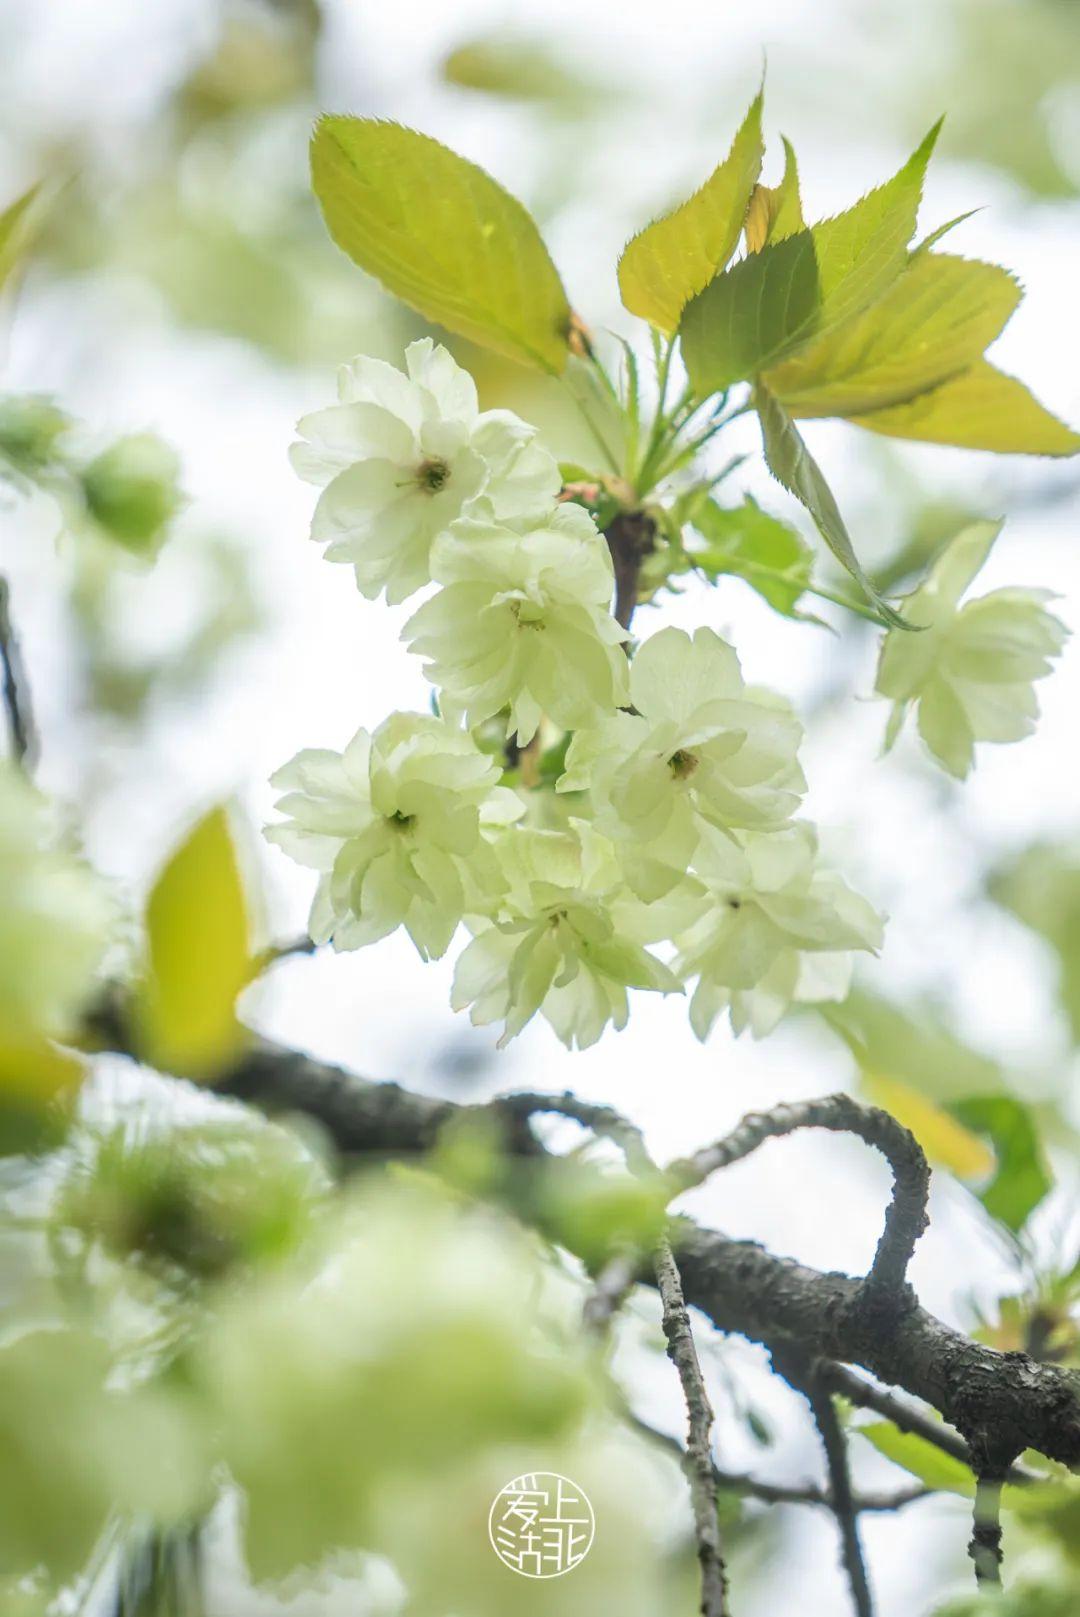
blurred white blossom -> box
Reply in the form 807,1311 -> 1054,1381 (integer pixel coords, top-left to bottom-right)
0,763 -> 114,1041
876,520 -> 1068,779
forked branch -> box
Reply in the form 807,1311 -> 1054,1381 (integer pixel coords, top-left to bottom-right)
667,1093 -> 931,1300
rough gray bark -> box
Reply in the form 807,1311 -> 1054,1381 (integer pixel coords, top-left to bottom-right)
213,1036 -> 1080,1479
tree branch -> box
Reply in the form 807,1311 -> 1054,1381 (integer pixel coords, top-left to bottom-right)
0,574 -> 35,767
603,509 -> 656,631
625,1410 -> 929,1512
970,1477 -> 1004,1587
498,1090 -> 730,1613
655,1233 -> 730,1617
773,1347 -> 873,1617
668,1094 -> 931,1301
195,1040 -> 1080,1475
817,1364 -> 1036,1488
583,1248 -> 638,1333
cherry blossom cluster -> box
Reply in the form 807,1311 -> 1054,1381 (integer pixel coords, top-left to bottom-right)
269,340 -> 887,1048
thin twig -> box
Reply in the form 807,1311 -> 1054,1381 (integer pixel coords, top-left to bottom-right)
499,1090 -> 730,1614
494,1088 -> 652,1172
252,934 -> 317,972
818,1364 -> 1036,1488
583,1247 -> 638,1333
626,1411 -> 930,1510
0,574 -> 35,767
969,1477 -> 1004,1587
666,1094 -> 931,1300
782,1354 -> 874,1617
655,1234 -> 730,1617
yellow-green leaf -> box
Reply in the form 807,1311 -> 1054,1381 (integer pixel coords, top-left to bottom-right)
0,1034 -> 84,1154
311,117 -> 572,374
810,122 -> 941,329
851,359 -> 1080,456
861,1073 -> 995,1180
745,137 -> 804,253
755,385 -> 906,626
766,254 -> 1021,418
743,186 -> 774,255
769,138 -> 805,242
0,183 -> 44,296
135,807 -> 253,1080
680,124 -> 940,396
617,91 -> 764,333
856,1422 -> 976,1497
440,36 -> 595,109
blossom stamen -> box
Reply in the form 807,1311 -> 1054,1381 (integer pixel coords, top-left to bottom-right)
667,749 -> 699,780
416,456 -> 450,493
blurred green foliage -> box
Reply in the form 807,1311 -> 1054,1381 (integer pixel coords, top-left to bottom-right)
990,843 -> 1080,1042
0,393 -> 182,558
441,35 -> 599,110
81,435 -> 183,558
913,0 -> 1080,198
56,1111 -> 331,1283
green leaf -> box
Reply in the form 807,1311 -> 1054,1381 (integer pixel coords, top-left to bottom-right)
680,124 -> 941,396
689,494 -> 813,616
310,117 -> 572,374
0,184 -> 44,296
769,138 -> 805,241
913,210 -> 983,255
538,1163 -> 670,1271
134,807 -> 253,1080
680,229 -> 820,396
765,254 -> 1021,418
948,1096 -> 1052,1234
851,359 -> 1080,456
755,385 -> 906,625
617,91 -> 764,334
855,1422 -> 976,1497
810,122 -> 942,325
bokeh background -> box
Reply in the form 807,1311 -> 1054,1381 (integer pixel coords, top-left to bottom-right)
3,1 -> 1080,1612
